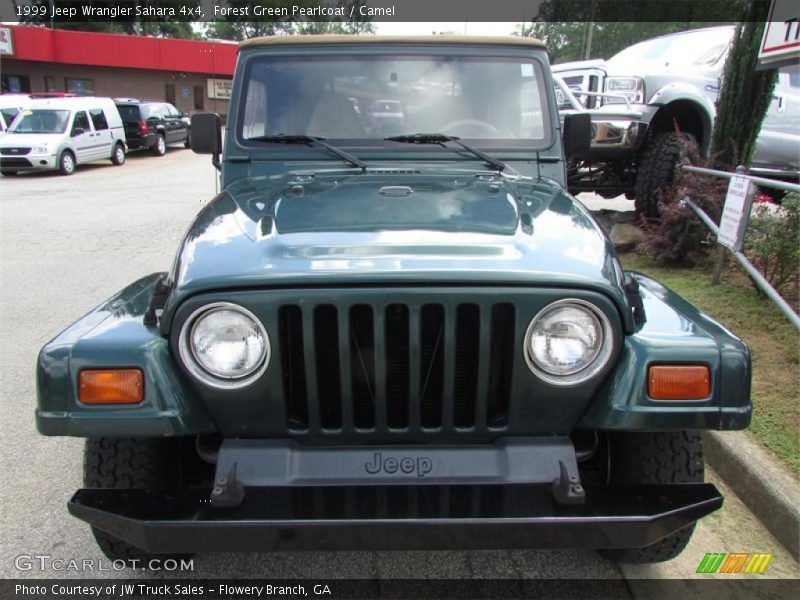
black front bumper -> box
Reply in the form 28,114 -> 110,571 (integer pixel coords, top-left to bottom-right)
69,483 -> 722,553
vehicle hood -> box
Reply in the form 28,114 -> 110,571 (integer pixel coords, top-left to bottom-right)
552,59 -> 607,73
554,56 -> 716,80
0,132 -> 62,146
165,170 -> 628,326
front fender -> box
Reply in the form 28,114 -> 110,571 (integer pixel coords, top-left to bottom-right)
578,272 -> 751,431
649,82 -> 717,119
36,273 -> 216,437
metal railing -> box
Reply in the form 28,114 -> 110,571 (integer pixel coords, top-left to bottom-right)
679,165 -> 800,330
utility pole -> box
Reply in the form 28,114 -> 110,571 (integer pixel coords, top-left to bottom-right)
583,1 -> 597,59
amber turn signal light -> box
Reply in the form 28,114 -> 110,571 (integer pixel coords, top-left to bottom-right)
79,369 -> 144,404
648,365 -> 710,400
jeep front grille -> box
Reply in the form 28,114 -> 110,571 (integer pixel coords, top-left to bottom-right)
277,302 -> 515,435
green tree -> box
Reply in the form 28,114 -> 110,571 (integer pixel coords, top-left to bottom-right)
205,0 -> 374,40
204,0 -> 309,40
711,7 -> 778,168
515,22 -> 715,64
295,1 -> 375,34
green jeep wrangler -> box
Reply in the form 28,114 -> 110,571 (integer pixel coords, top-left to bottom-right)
36,35 -> 751,564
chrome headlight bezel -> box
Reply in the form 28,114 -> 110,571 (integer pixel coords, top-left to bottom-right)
604,77 -> 646,105
523,299 -> 614,386
178,302 -> 270,390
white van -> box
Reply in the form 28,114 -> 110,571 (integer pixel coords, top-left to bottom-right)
0,97 -> 127,176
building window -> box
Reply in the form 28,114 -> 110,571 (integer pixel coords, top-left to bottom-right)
194,85 -> 204,110
65,78 -> 95,96
45,76 -> 57,92
165,83 -> 176,105
1,74 -> 31,93
89,108 -> 109,131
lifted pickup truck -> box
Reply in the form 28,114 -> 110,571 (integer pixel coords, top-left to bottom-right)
554,26 -> 800,215
37,35 -> 751,565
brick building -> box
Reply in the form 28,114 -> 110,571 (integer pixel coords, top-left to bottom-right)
0,26 -> 237,118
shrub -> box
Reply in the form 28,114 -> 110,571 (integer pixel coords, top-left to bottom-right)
744,193 -> 800,310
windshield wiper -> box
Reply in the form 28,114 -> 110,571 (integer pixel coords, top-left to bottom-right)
385,133 -> 510,173
247,134 -> 366,171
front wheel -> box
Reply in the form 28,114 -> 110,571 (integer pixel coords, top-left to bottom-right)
58,150 -> 76,176
597,431 -> 704,563
111,142 -> 126,166
84,438 -> 194,564
634,132 -> 697,218
184,131 -> 191,149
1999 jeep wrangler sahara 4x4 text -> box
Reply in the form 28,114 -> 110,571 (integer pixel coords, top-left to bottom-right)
37,35 -> 751,564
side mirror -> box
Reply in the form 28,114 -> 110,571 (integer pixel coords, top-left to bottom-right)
180,112 -> 189,118
563,113 -> 592,156
190,113 -> 221,154
190,113 -> 222,170
71,127 -> 84,137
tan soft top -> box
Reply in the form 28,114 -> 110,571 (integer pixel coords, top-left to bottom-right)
239,35 -> 545,50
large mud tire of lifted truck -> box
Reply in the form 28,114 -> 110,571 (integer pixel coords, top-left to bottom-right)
597,431 -> 704,563
634,132 -> 696,218
84,438 -> 193,564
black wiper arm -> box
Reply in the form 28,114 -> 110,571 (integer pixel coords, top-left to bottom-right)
248,134 -> 366,170
385,133 -> 509,173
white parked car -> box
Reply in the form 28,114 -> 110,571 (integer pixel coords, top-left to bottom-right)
0,97 -> 127,176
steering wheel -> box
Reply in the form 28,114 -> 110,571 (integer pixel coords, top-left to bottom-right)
439,119 -> 499,137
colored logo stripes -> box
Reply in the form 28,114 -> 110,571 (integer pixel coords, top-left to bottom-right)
696,552 -> 773,574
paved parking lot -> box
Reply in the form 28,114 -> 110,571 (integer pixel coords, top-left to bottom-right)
0,149 -> 795,586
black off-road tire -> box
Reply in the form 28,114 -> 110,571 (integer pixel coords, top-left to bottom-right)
597,431 -> 704,564
634,132 -> 696,218
84,438 -> 190,564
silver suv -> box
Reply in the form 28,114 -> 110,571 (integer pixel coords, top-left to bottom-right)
554,26 -> 800,215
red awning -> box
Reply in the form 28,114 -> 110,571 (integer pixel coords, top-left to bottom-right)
5,26 -> 237,75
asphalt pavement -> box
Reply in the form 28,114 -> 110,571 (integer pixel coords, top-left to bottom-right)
0,148 -> 796,586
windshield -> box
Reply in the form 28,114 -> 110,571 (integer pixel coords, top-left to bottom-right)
610,28 -> 733,67
238,55 -> 551,148
9,109 -> 70,134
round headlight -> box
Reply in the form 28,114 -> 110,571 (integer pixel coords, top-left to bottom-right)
179,303 -> 269,389
524,299 -> 613,385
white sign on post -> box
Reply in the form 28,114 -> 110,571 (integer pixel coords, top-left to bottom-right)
759,0 -> 800,69
717,175 -> 754,252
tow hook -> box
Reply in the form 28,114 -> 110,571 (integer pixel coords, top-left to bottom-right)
210,463 -> 245,508
552,461 -> 586,505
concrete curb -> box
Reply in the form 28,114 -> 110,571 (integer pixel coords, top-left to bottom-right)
704,431 -> 800,557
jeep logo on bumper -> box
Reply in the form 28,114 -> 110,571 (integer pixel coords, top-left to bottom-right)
364,452 -> 433,477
